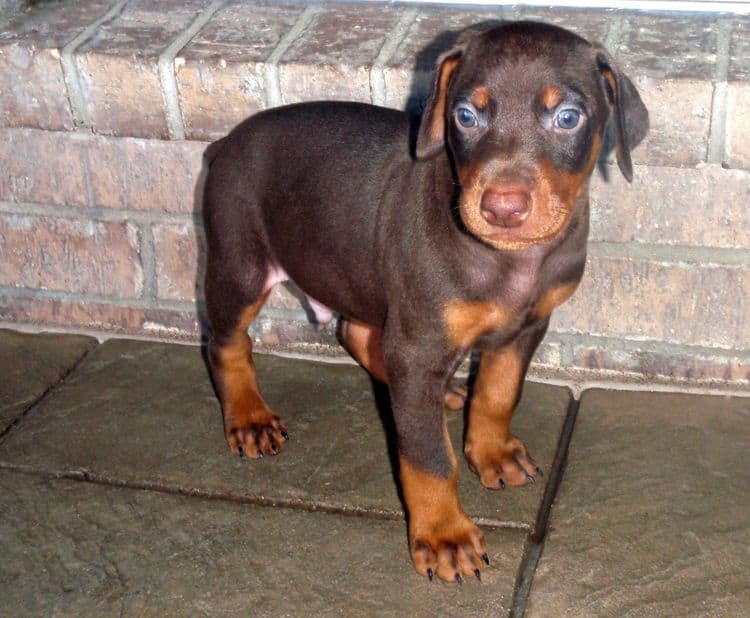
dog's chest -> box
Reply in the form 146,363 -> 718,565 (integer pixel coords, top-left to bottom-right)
445,256 -> 580,351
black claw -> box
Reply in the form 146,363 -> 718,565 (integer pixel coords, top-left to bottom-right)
238,445 -> 244,458
455,573 -> 463,585
499,479 -> 505,489
258,451 -> 264,459
482,553 -> 490,566
427,568 -> 433,582
536,466 -> 544,477
281,430 -> 289,440
475,569 -> 481,581
526,473 -> 535,484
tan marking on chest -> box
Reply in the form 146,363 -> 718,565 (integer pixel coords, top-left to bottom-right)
443,300 -> 513,349
534,282 -> 579,319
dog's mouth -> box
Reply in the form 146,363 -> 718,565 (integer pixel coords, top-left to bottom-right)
458,165 -> 587,251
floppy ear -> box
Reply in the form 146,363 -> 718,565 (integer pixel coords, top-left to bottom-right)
415,47 -> 464,160
595,51 -> 649,182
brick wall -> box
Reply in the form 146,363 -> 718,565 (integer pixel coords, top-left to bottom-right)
0,0 -> 748,390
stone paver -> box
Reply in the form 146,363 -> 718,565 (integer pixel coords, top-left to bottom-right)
0,471 -> 524,615
0,338 -> 570,530
527,389 -> 750,616
0,329 -> 96,432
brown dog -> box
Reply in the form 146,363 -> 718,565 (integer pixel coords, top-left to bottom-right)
202,21 -> 648,583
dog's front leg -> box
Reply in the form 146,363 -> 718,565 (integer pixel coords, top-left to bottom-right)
464,319 -> 549,489
384,338 -> 487,583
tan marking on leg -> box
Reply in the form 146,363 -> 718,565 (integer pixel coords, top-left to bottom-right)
214,293 -> 287,458
401,424 -> 486,582
534,281 -> 579,319
465,345 -> 538,489
341,318 -> 465,409
443,299 -> 512,350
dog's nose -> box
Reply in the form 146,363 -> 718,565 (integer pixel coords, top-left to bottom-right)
480,187 -> 531,228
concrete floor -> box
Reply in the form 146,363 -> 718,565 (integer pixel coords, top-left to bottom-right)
0,329 -> 747,616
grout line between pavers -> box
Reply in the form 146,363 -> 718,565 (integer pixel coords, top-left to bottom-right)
60,0 -> 129,128
264,5 -> 325,108
509,396 -> 581,618
707,18 -> 732,166
158,0 -> 229,140
370,9 -> 418,106
0,462 -> 528,531
0,342 -> 99,444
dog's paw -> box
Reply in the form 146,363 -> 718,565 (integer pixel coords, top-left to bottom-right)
465,433 -> 541,489
225,413 -> 288,459
410,513 -> 488,583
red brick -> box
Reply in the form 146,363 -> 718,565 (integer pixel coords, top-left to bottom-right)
630,77 -> 712,167
551,256 -> 749,350
725,83 -> 750,170
616,14 -> 719,80
75,0 -> 212,138
590,165 -> 750,248
0,214 -> 143,298
176,1 -> 304,141
0,128 -> 89,206
0,0 -> 111,130
0,294 -> 200,341
571,344 -> 749,385
512,7 -> 609,43
279,5 -> 405,104
153,222 -> 203,302
87,136 -> 207,213
728,17 -> 750,81
0,128 -> 206,212
383,9 -> 499,110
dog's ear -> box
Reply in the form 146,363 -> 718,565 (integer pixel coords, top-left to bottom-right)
595,51 -> 649,182
415,47 -> 464,160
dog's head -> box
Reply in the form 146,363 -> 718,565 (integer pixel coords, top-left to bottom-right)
416,21 -> 649,251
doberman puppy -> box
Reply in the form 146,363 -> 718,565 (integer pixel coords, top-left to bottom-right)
203,21 -> 648,583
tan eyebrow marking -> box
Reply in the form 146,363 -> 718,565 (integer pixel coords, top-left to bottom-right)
541,85 -> 562,109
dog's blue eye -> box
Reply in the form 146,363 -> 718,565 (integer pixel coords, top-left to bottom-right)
456,107 -> 478,128
555,108 -> 581,129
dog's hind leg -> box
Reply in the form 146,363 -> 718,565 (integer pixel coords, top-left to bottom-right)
204,238 -> 288,459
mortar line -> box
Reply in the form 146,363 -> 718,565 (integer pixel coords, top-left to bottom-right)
509,396 -> 581,618
0,343 -> 99,444
158,0 -> 228,140
370,9 -> 418,106
587,240 -> 750,266
60,0 -> 129,128
0,462 -> 526,531
139,223 -> 158,300
0,285 -> 197,312
264,5 -> 324,107
544,329 -> 750,359
603,13 -> 625,52
707,18 -> 732,165
0,200 -> 202,225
